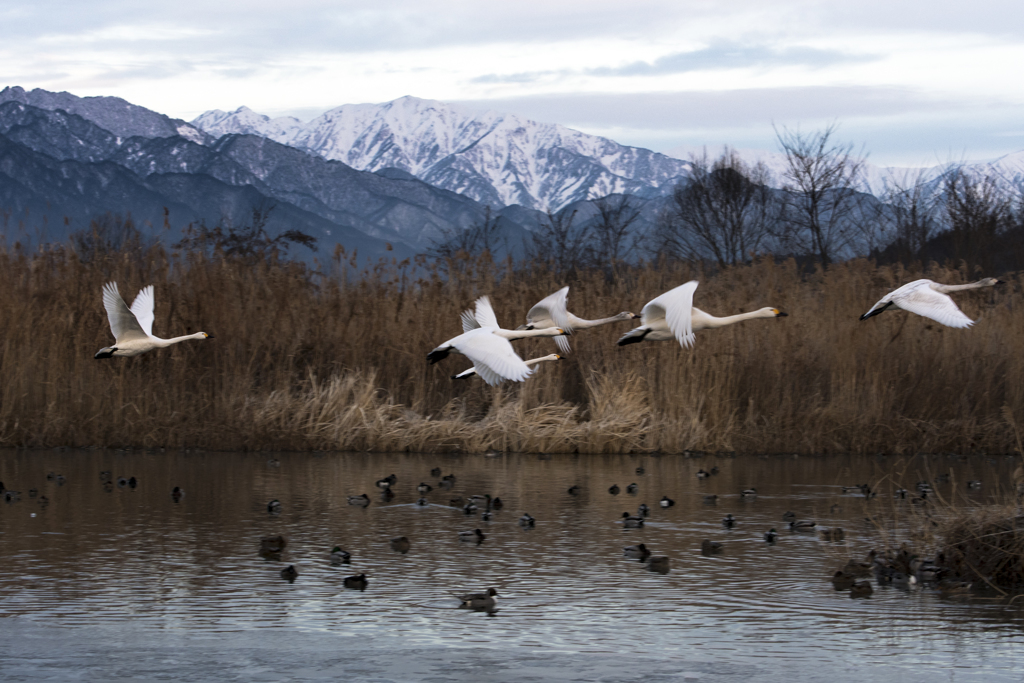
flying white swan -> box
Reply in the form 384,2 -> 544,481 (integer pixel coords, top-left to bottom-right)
859,278 -> 1003,328
518,286 -> 639,353
94,282 -> 212,359
451,353 -> 563,381
427,296 -> 566,386
617,281 -> 787,348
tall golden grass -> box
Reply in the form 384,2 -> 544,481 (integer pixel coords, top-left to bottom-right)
1,242 -> 1021,453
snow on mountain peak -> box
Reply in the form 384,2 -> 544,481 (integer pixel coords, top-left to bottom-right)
191,96 -> 691,210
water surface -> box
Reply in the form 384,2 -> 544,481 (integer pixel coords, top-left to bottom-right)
1,449 -> 1022,682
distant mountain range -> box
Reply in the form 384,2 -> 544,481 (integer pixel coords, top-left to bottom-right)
2,85 -> 1023,262
0,87 -> 533,260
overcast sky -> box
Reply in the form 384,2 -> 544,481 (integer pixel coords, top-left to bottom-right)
2,0 -> 1022,166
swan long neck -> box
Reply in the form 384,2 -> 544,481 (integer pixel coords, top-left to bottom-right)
153,332 -> 208,347
498,327 -> 564,340
569,313 -> 628,329
933,280 -> 997,293
698,310 -> 774,329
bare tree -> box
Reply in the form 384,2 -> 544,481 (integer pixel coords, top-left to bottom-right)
427,206 -> 507,261
774,124 -> 867,266
70,212 -> 146,264
525,207 -> 589,277
656,147 -> 778,267
941,166 -> 1014,271
585,194 -> 643,275
175,202 -> 317,263
879,168 -> 940,263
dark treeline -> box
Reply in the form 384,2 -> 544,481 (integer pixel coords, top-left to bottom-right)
429,125 -> 1024,279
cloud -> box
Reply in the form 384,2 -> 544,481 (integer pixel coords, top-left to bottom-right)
455,86 -> 958,131
468,44 -> 877,86
6,1 -> 1023,59
588,44 -> 879,77
471,71 -> 566,85
455,87 -> 1024,166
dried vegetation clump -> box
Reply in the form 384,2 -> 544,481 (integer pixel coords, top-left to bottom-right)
847,460 -> 1024,597
938,505 -> 1024,593
1,241 -> 1023,453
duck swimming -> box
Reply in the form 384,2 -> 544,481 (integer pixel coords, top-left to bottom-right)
459,528 -> 486,543
455,587 -> 498,610
701,539 -> 724,555
830,571 -> 856,590
621,512 -> 645,528
850,581 -> 873,598
647,556 -> 671,573
260,535 -> 287,553
344,574 -> 368,591
623,543 -> 651,560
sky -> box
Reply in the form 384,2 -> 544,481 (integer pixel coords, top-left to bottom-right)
2,0 -> 1023,166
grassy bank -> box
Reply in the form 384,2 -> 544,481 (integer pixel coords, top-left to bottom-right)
0,243 -> 1021,453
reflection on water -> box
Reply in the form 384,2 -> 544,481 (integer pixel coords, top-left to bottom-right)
1,449 -> 1023,681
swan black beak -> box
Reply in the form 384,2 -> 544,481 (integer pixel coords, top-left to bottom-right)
205,333 -> 215,339
775,311 -> 788,317
996,280 -> 1006,285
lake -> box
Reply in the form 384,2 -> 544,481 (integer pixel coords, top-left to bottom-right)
1,449 -> 1022,682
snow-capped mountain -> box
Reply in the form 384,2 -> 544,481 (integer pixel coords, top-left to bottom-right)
0,97 -> 516,257
193,96 -> 692,211
0,86 -> 210,145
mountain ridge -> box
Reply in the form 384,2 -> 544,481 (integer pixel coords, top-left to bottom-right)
193,96 -> 692,212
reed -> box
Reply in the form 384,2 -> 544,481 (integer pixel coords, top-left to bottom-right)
0,242 -> 1021,453
851,459 -> 1024,596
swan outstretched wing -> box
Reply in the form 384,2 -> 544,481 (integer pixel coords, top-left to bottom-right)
893,283 -> 974,328
472,296 -> 502,330
526,286 -> 572,332
102,282 -> 149,343
461,307 -> 481,334
451,329 -> 533,386
526,286 -> 572,354
130,285 -> 156,337
643,281 -> 697,348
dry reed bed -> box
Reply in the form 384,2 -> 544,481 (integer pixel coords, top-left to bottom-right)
0,244 -> 1022,453
850,459 -> 1024,595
